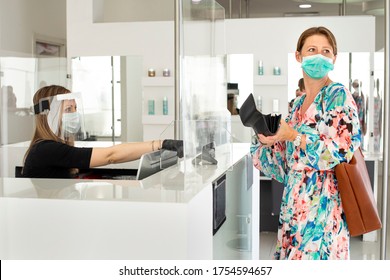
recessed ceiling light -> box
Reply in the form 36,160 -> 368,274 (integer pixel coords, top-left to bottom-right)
299,4 -> 312,9
301,0 -> 371,3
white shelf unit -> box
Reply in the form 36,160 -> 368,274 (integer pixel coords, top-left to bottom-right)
253,75 -> 287,85
142,77 -> 175,140
252,75 -> 289,117
142,77 -> 174,87
142,115 -> 174,125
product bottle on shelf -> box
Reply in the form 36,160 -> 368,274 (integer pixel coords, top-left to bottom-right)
256,95 -> 262,112
148,99 -> 155,115
258,60 -> 264,76
163,96 -> 168,115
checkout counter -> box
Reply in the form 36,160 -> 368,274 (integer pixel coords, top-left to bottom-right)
0,142 -> 259,260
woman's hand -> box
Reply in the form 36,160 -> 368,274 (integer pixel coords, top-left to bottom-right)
162,139 -> 184,158
258,119 -> 297,146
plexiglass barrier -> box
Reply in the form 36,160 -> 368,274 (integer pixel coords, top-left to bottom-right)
159,118 -> 233,173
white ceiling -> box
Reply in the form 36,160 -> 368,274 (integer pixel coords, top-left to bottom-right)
215,0 -> 382,18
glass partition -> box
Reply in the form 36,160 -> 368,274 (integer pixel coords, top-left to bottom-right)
0,56 -> 67,178
0,56 -> 67,146
180,0 -> 230,169
160,120 -> 233,172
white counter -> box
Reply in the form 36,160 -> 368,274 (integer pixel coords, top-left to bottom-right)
0,143 -> 259,260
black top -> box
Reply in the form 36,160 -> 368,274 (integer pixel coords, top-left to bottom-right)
22,140 -> 93,178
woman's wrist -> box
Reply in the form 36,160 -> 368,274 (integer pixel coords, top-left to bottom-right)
290,130 -> 298,142
152,140 -> 162,151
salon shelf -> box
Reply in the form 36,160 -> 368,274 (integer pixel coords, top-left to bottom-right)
142,78 -> 175,140
142,115 -> 174,125
142,77 -> 174,87
253,75 -> 287,85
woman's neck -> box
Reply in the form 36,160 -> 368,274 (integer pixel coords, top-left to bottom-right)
300,77 -> 331,116
304,77 -> 331,100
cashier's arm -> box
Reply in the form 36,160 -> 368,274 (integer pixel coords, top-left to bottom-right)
89,140 -> 161,167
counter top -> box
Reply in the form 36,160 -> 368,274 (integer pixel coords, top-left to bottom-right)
0,142 -> 259,260
0,143 -> 251,204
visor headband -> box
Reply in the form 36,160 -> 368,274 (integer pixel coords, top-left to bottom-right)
33,99 -> 50,115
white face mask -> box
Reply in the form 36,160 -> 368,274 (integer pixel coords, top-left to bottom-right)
62,112 -> 81,134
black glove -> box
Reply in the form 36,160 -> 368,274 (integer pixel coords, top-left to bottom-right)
162,139 -> 184,158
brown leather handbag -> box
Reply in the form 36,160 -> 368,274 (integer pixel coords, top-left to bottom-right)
335,148 -> 382,236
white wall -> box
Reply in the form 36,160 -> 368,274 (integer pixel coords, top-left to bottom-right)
123,56 -> 143,142
0,0 -> 66,56
101,0 -> 173,22
66,0 -> 174,73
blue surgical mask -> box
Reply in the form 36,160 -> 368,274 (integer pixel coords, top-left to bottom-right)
301,54 -> 334,79
62,112 -> 81,134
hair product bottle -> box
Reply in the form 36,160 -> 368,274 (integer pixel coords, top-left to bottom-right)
258,60 -> 264,75
148,99 -> 155,115
163,96 -> 168,115
256,95 -> 262,112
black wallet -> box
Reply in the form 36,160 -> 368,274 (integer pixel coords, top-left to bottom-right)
239,93 -> 281,136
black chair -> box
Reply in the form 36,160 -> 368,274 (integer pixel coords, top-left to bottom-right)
15,166 -> 23,178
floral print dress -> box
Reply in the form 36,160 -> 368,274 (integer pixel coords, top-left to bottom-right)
251,83 -> 361,260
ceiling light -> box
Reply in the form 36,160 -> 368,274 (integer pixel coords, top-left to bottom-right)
299,4 -> 312,8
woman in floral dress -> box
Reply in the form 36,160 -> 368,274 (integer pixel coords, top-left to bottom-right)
251,27 -> 361,260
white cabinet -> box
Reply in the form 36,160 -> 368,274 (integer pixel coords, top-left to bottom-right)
142,77 -> 174,140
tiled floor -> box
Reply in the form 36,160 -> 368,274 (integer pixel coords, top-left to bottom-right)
260,231 -> 385,260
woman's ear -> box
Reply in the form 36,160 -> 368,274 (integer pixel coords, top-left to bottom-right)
295,51 -> 302,63
333,54 -> 337,64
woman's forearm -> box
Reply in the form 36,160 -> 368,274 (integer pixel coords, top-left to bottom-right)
89,140 -> 161,167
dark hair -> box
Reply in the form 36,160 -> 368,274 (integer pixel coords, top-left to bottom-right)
298,78 -> 305,91
296,26 -> 338,56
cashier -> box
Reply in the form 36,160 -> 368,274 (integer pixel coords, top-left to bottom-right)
22,85 -> 183,178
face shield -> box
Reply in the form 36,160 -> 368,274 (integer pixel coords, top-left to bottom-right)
34,92 -> 86,141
